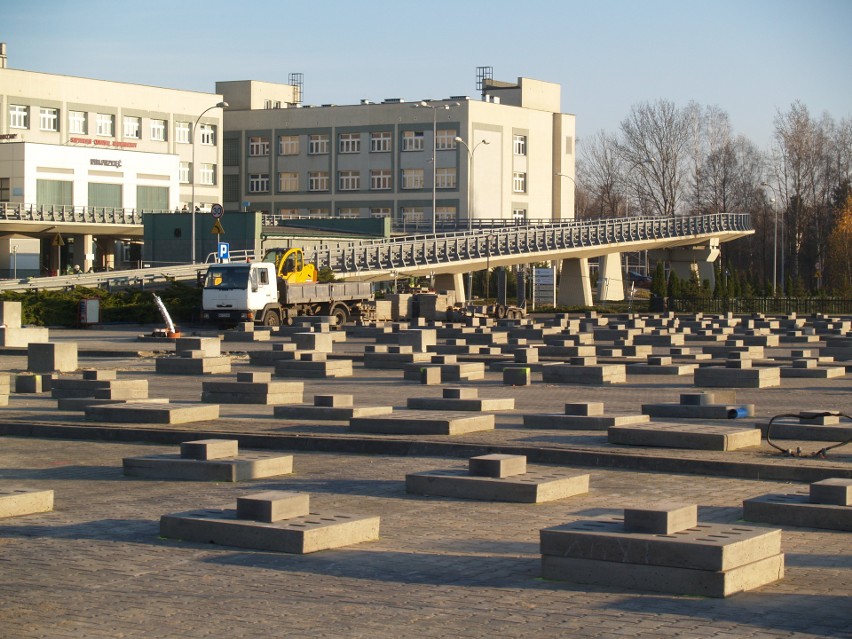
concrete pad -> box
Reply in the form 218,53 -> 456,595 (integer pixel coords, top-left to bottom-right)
743,492 -> 852,531
810,478 -> 852,506
274,359 -> 353,378
159,508 -> 380,553
349,411 -> 494,435
274,403 -> 393,421
756,419 -> 852,442
28,342 -> 78,373
540,553 -> 784,598
155,356 -> 232,375
541,363 -> 627,385
608,423 -> 762,451
503,367 -> 531,386
57,397 -> 170,411
407,395 -> 515,411
123,451 -> 294,482
85,402 -> 220,425
406,469 -> 589,503
642,403 -> 755,419
523,412 -> 649,430
694,366 -> 780,388
0,488 -> 54,518
540,518 -> 782,572
201,379 -> 303,405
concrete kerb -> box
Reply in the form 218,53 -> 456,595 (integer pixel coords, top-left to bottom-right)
1,420 -> 850,483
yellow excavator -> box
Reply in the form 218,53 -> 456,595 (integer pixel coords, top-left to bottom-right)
264,248 -> 317,283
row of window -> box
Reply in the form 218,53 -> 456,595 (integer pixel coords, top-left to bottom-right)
7,104 -> 217,144
273,206 -> 459,220
246,169 -> 528,194
178,162 -> 217,185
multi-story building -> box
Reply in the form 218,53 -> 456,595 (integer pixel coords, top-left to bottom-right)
0,43 -> 225,272
218,76 -> 575,229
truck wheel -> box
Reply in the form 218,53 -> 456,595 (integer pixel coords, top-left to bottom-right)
263,310 -> 281,327
496,304 -> 507,319
330,305 -> 349,328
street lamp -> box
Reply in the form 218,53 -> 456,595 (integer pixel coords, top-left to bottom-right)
555,172 -> 576,218
11,243 -> 18,279
191,101 -> 228,264
457,135 -> 489,300
760,181 -> 779,296
415,101 -> 453,235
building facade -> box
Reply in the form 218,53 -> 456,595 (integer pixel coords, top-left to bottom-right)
0,43 -> 225,271
218,77 -> 576,229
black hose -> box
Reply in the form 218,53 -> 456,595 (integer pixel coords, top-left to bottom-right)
766,411 -> 852,458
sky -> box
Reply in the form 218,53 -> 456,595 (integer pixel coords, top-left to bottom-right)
2,0 -> 850,151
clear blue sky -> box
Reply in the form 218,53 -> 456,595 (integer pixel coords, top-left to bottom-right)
3,0 -> 850,150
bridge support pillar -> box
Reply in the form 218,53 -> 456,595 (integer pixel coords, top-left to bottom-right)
557,257 -> 593,307
434,272 -> 466,304
597,252 -> 624,302
71,234 -> 95,273
649,239 -> 720,289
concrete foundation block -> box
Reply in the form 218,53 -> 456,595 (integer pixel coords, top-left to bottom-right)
349,411 -> 494,435
810,478 -> 852,506
406,469 -> 589,503
694,366 -> 781,388
624,503 -> 698,534
180,439 -> 239,460
315,394 -> 353,407
201,379 -> 303,405
503,367 -> 531,386
123,451 -> 294,482
274,359 -> 353,378
236,491 -> 311,522
407,395 -> 514,411
468,454 -> 527,478
541,363 -> 627,385
743,491 -> 852,531
85,401 -> 220,425
274,403 -> 393,421
608,423 -> 762,451
540,553 -> 784,598
175,336 -> 221,357
14,373 -> 44,394
420,366 -> 442,384
155,356 -> 232,375
159,507 -> 379,553
0,488 -> 54,518
27,342 -> 78,373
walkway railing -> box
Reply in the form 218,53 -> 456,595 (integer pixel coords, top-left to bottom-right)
308,212 -> 752,276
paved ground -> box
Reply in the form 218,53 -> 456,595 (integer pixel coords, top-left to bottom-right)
1,324 -> 851,638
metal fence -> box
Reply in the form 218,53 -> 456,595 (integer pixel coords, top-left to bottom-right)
668,297 -> 852,315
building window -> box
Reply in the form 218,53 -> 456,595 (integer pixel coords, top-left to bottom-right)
308,171 -> 329,191
512,208 -> 527,222
248,136 -> 269,156
436,206 -> 457,223
249,174 -> 270,193
513,172 -> 527,193
69,111 -> 87,134
370,208 -> 391,218
123,116 -> 141,139
150,119 -> 166,141
279,135 -> 299,155
401,207 -> 424,223
401,169 -> 424,190
370,169 -> 392,191
175,121 -> 191,144
338,170 -> 360,191
435,167 -> 457,189
436,129 -> 457,150
96,113 -> 115,137
338,132 -> 361,154
278,207 -> 299,216
370,131 -> 392,153
40,108 -> 59,132
279,172 -> 299,192
402,131 -> 424,151
264,100 -> 281,109
338,207 -> 359,217
0,177 -> 10,202
224,174 -> 241,202
9,105 -> 29,129
308,208 -> 329,216
200,163 -> 216,186
199,124 -> 217,146
513,134 -> 527,156
308,134 -> 329,155
179,162 -> 191,184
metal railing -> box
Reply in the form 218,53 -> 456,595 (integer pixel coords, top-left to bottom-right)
0,203 -> 169,225
308,212 -> 752,276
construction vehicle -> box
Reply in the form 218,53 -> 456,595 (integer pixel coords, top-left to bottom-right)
201,248 -> 373,327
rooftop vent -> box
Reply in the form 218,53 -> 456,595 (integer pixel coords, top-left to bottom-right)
382,98 -> 404,104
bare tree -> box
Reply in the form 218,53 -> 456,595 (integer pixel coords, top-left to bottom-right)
577,130 -> 623,218
618,99 -> 692,216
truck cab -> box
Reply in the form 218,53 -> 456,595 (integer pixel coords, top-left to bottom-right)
201,262 -> 279,326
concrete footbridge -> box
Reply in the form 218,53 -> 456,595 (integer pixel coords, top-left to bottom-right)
309,212 -> 753,304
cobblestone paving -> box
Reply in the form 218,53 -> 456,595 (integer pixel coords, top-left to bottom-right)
1,326 -> 851,637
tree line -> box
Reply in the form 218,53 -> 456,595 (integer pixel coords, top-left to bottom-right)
577,99 -> 852,296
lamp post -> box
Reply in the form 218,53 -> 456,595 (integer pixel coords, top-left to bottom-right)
191,101 -> 228,264
415,101 -> 452,235
11,243 -> 18,279
760,181 -> 779,296
456,136 -> 489,301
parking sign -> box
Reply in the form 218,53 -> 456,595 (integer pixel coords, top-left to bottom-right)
217,242 -> 230,260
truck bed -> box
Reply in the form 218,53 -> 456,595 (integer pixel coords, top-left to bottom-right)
281,281 -> 373,304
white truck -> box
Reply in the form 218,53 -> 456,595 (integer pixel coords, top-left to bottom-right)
201,261 -> 373,327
